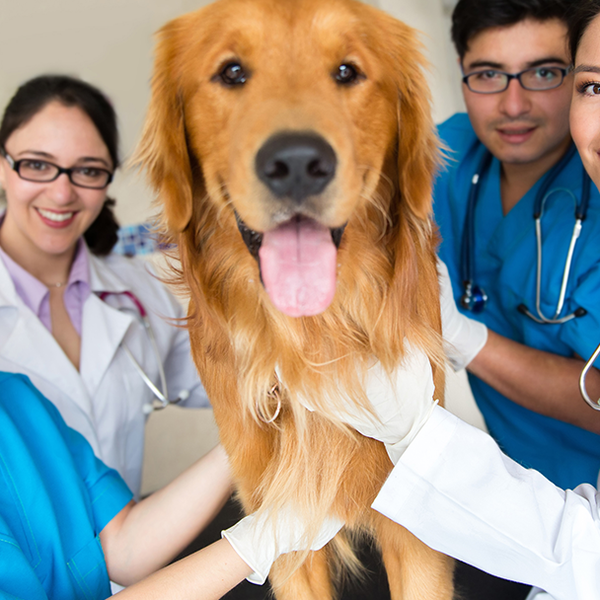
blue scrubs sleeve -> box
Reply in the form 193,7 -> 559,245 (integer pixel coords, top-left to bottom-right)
55,408 -> 134,531
0,373 -> 133,599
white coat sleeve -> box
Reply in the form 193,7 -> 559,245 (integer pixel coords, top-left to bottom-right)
371,406 -> 600,600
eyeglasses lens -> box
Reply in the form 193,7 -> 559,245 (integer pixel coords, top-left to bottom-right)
519,67 -> 564,91
466,67 -> 565,93
17,160 -> 111,189
467,71 -> 508,93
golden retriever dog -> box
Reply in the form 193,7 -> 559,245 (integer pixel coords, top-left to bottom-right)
137,0 -> 454,597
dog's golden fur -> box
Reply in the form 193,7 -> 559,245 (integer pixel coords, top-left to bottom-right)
137,0 -> 454,597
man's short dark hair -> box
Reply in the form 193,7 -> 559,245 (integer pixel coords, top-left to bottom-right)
451,0 -> 572,59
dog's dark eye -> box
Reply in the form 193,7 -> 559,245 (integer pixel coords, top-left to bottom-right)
335,63 -> 359,85
220,62 -> 248,86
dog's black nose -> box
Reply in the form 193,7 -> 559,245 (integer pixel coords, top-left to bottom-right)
255,133 -> 337,203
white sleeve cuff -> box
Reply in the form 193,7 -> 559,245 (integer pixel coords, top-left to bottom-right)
372,405 -> 459,517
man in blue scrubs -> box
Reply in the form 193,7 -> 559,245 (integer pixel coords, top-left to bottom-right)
440,0 -> 600,489
437,0 -> 600,597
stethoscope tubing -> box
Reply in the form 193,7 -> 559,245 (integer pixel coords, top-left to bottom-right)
462,147 -> 600,412
580,342 -> 600,411
462,144 -> 590,324
98,290 -> 189,413
120,342 -> 169,411
519,204 -> 582,325
461,150 -> 493,288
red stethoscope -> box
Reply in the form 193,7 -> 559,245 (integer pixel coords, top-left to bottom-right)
98,290 -> 190,414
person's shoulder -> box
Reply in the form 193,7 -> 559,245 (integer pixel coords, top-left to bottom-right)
438,113 -> 480,162
93,252 -> 168,292
438,112 -> 475,141
0,372 -> 61,425
96,252 -> 184,315
0,371 -> 34,391
0,371 -> 19,385
436,113 -> 480,181
97,251 -> 154,276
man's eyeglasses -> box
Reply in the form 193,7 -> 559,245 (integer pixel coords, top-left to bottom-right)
1,150 -> 113,189
462,66 -> 571,94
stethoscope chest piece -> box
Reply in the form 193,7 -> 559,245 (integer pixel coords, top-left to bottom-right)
460,281 -> 488,314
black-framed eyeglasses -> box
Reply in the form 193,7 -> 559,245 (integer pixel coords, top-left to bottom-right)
462,66 -> 571,94
1,150 -> 113,189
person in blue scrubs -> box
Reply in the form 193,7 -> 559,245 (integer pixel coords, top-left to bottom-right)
437,0 -> 600,492
0,371 -> 341,599
0,371 -> 133,599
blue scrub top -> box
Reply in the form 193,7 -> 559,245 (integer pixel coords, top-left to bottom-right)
0,372 -> 133,599
435,113 -> 600,490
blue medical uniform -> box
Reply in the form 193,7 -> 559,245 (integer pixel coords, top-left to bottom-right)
0,372 -> 133,599
435,113 -> 600,490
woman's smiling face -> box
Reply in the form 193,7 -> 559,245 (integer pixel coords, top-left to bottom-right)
571,14 -> 600,189
0,101 -> 112,262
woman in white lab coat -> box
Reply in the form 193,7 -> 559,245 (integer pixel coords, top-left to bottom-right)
329,4 -> 600,598
0,75 -> 211,499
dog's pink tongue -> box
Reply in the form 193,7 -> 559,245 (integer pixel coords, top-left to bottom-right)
259,220 -> 337,317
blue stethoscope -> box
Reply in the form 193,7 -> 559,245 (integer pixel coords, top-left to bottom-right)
460,143 -> 591,324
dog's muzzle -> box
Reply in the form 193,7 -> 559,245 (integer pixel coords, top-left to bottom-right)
235,132 -> 344,317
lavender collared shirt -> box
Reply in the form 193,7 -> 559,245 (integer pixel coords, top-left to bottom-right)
0,239 -> 91,336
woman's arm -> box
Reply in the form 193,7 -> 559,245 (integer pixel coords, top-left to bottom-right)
372,406 -> 600,600
113,538 -> 252,600
105,474 -> 343,599
101,444 -> 233,586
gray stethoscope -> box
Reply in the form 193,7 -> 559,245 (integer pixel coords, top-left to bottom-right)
458,145 -> 600,411
580,346 -> 600,411
460,143 -> 591,324
99,290 -> 190,414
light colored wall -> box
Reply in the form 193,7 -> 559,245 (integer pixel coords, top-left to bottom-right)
0,0 -> 464,226
0,0 -> 479,495
379,0 -> 465,123
0,0 -> 215,226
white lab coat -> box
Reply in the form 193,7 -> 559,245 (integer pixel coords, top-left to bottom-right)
372,406 -> 600,600
0,248 -> 209,498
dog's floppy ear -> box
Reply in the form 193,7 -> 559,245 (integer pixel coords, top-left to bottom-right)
371,12 -> 440,222
134,18 -> 194,233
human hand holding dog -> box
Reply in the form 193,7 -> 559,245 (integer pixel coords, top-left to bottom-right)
438,258 -> 488,371
222,508 -> 343,584
336,259 -> 486,461
312,351 -> 438,465
112,507 -> 342,599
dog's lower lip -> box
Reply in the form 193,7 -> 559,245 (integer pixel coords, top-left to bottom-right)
234,212 -> 346,260
235,212 -> 264,259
